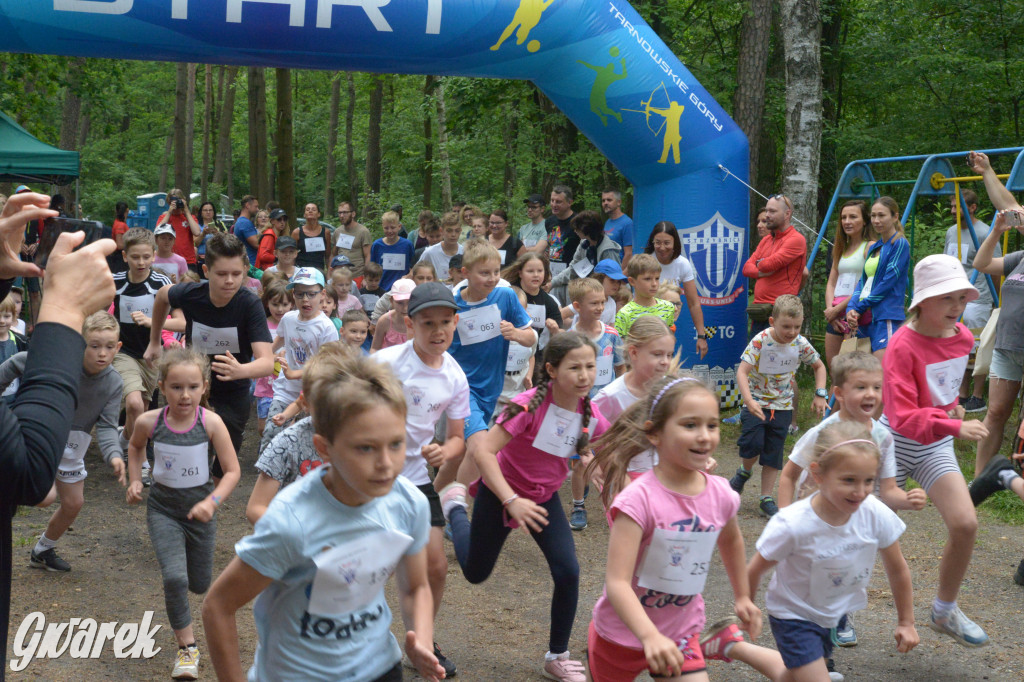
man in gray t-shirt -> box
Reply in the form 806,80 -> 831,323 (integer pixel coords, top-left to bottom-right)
944,190 -> 998,411
518,193 -> 549,255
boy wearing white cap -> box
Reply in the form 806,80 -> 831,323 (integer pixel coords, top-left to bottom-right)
881,253 -> 990,648
260,268 -> 337,452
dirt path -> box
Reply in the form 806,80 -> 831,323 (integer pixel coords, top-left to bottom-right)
6,418 -> 1024,680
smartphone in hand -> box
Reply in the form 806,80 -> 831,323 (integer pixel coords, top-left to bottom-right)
34,217 -> 104,268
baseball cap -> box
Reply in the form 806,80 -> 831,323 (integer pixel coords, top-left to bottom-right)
593,259 -> 627,280
408,281 -> 459,316
908,254 -> 978,311
287,267 -> 326,290
524,193 -> 545,206
330,254 -> 353,269
275,235 -> 298,250
390,278 -> 416,301
14,185 -> 31,194
269,208 -> 287,221
153,224 -> 176,237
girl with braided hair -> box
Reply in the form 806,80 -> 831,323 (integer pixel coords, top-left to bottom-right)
439,331 -> 610,682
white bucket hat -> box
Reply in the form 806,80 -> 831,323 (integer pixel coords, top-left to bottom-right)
909,254 -> 979,311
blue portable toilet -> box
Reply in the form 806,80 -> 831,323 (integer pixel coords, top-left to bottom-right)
134,192 -> 168,231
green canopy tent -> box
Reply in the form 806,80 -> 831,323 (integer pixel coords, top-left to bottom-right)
0,110 -> 79,186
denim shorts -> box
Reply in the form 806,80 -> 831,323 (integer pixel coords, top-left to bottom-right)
769,616 -> 834,669
989,348 -> 1024,383
256,396 -> 273,420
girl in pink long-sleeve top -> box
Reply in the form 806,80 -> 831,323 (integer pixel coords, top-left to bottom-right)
881,254 -> 990,648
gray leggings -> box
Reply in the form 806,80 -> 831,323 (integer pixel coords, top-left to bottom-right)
146,484 -> 217,631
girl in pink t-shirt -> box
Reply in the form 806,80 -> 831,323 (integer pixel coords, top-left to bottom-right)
587,375 -> 782,682
254,279 -> 292,437
439,332 -> 609,682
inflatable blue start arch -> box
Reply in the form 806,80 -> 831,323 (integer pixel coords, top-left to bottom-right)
0,0 -> 750,405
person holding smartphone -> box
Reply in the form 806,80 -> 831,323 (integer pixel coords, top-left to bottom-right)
155,188 -> 202,275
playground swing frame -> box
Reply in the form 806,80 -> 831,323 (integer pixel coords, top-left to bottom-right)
808,147 -> 1024,309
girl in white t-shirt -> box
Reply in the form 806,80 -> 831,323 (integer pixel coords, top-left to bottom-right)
644,222 -> 708,359
587,375 -> 782,681
748,421 -> 918,681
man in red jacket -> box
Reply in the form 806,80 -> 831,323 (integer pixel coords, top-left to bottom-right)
742,194 -> 806,337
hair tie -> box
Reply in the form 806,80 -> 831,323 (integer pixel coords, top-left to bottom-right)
650,377 -> 699,417
818,439 -> 876,459
581,427 -> 589,435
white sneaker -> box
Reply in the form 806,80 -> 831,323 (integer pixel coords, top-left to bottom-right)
171,645 -> 200,680
929,605 -> 990,647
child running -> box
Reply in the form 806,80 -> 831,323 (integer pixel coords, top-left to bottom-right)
202,353 -> 443,682
371,278 -> 415,352
587,374 -> 782,682
440,332 -> 608,682
126,347 -> 240,680
748,420 -> 919,681
373,281 -> 470,677
253,278 -> 291,437
566,276 -> 624,530
504,252 -> 563,354
880,254 -> 990,646
340,309 -> 370,354
0,312 -> 124,572
614,254 -> 676,339
732,294 -> 828,518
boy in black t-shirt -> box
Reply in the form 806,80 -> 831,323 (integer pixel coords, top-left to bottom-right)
112,229 -> 178,457
145,233 -> 274,470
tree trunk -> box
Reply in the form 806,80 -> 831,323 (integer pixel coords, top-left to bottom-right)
818,0 -> 846,222
422,75 -> 434,208
57,58 -> 84,199
365,75 -> 384,218
275,68 -> 296,228
733,0 -> 772,212
779,0 -> 822,240
173,63 -> 188,194
159,128 -> 173,192
247,67 -> 269,201
435,79 -> 452,211
502,113 -> 517,206
345,73 -> 357,211
201,65 -> 213,202
324,73 -> 341,212
183,63 -> 197,200
537,90 -> 579,195
212,66 -> 238,188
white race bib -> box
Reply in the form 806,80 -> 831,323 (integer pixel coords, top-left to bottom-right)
595,352 -> 615,388
305,236 -> 326,253
382,253 -> 406,271
1,377 -> 18,398
335,232 -> 355,250
809,544 -> 876,605
62,430 -> 92,466
637,528 -> 720,596
550,262 -> 568,277
572,258 -> 595,277
757,343 -> 799,375
925,355 -> 968,406
526,303 -> 546,329
506,342 -> 533,373
834,272 -> 857,298
859,275 -> 875,301
457,304 -> 502,345
523,238 -> 538,248
498,249 -> 507,264
532,403 -> 585,458
307,529 -> 413,617
153,441 -> 209,488
119,294 -> 155,325
191,321 -> 240,354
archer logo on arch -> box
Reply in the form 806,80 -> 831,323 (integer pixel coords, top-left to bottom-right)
677,212 -> 745,306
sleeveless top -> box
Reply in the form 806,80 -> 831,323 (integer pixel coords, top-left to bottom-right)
150,406 -> 211,490
380,311 -> 409,350
833,242 -> 869,301
296,224 -> 329,270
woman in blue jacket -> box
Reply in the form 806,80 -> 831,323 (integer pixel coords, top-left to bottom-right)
846,196 -> 911,359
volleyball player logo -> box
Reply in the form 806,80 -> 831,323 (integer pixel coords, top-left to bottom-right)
676,212 -> 745,307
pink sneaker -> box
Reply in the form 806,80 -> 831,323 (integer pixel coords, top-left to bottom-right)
699,616 -> 745,662
542,655 -> 586,682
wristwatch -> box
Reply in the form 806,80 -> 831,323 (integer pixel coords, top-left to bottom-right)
814,388 -> 828,399
697,333 -> 706,339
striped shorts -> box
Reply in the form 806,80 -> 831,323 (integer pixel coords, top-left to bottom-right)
879,415 -> 962,492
